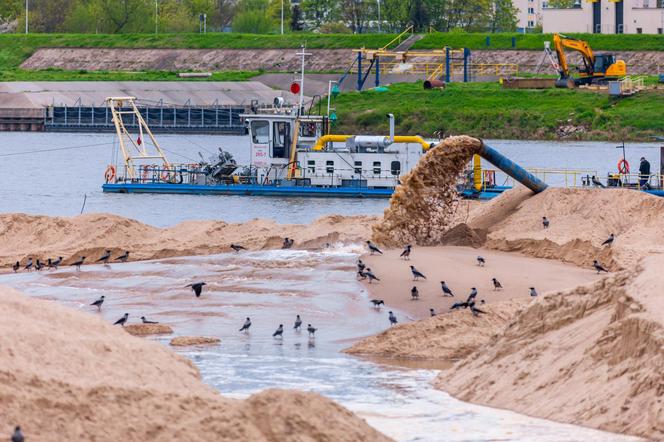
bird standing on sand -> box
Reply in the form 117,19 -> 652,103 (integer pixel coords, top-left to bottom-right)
24,258 -> 33,272
370,299 -> 385,308
239,317 -> 251,332
141,316 -> 159,324
593,260 -> 609,274
230,244 -> 246,253
542,217 -> 550,229
115,251 -> 130,262
96,250 -> 112,264
430,308 -> 436,317
307,324 -> 317,337
591,176 -> 605,188
114,313 -> 129,326
35,259 -> 43,271
50,256 -> 63,270
357,259 -> 365,272
410,265 -> 426,280
273,324 -> 284,338
388,311 -> 398,326
440,281 -> 454,297
602,233 -> 615,247
282,238 -> 292,249
411,286 -> 419,300
467,287 -> 478,303
450,301 -> 469,310
294,314 -> 303,331
186,282 -> 207,297
90,295 -> 105,311
366,240 -> 383,255
470,301 -> 486,317
492,278 -> 503,290
11,426 -> 24,442
12,261 -> 19,273
364,268 -> 380,284
400,245 -> 412,260
477,256 -> 486,267
357,269 -> 367,280
71,256 -> 86,270
529,287 -> 538,297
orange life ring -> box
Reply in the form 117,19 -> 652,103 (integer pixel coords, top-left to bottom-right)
618,159 -> 630,174
104,165 -> 116,183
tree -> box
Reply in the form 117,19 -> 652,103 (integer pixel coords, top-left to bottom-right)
301,0 -> 339,29
380,0 -> 409,32
409,0 -> 429,32
212,0 -> 237,29
29,0 -> 74,32
488,0 -> 517,32
233,0 -> 272,33
99,0 -> 152,33
291,5 -> 303,31
340,0 -> 370,33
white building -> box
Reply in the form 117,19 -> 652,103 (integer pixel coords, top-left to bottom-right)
514,0 -> 546,31
542,0 -> 664,34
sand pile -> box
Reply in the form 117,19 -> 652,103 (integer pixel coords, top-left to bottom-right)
0,212 -> 376,269
467,187 -> 664,269
372,136 -> 482,247
0,287 -> 391,441
170,336 -> 221,346
436,256 -> 664,439
124,323 -> 173,336
345,300 -> 526,360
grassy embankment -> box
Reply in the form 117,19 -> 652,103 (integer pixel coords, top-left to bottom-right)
414,32 -> 664,51
332,82 -> 664,140
0,33 -> 394,81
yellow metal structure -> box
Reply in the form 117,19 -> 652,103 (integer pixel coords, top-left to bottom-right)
311,134 -> 431,151
107,96 -> 170,179
286,119 -> 301,180
552,33 -> 626,87
473,155 -> 482,191
379,25 -> 414,51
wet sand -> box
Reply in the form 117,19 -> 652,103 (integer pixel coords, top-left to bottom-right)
360,245 -> 602,319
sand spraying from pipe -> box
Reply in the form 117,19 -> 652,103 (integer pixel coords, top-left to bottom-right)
372,136 -> 482,247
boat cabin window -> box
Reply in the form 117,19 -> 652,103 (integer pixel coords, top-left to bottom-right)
251,121 -> 269,144
391,161 -> 401,176
373,161 -> 381,175
300,122 -> 319,138
354,161 -> 362,175
307,160 -> 315,174
272,121 -> 290,159
326,160 -> 334,174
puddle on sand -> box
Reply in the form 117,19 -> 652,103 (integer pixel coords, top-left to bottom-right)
0,249 -> 641,442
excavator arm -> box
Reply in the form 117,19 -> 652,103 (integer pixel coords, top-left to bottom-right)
553,33 -> 595,80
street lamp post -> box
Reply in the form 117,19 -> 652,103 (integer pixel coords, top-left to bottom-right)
155,0 -> 158,35
25,0 -> 28,34
377,0 -> 381,33
281,0 -> 284,35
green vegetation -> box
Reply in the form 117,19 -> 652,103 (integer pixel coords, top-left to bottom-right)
415,32 -> 664,51
0,68 -> 258,81
332,82 -> 664,140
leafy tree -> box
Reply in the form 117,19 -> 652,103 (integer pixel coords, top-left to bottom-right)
488,0 -> 517,32
409,0 -> 429,32
233,1 -> 272,33
291,5 -> 303,31
99,0 -> 152,33
301,0 -> 339,29
340,0 -> 370,33
379,0 -> 409,32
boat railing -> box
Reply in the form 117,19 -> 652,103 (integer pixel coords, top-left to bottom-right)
493,168 -> 599,189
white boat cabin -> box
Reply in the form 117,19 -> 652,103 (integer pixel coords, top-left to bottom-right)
242,111 -> 428,188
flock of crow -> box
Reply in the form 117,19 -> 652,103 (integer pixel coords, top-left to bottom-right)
358,217 -> 616,326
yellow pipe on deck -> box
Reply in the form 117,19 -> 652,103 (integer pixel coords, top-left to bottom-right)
473,154 -> 482,191
312,134 -> 431,151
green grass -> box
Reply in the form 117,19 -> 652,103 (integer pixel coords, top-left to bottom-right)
0,32 -> 394,81
332,82 -> 664,140
0,68 -> 259,81
415,31 -> 664,51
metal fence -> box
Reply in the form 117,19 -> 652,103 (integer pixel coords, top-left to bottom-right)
44,104 -> 248,134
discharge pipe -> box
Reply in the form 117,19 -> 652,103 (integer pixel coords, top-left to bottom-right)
477,140 -> 548,194
387,113 -> 395,144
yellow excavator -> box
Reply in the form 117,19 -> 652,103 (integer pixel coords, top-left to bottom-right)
550,33 -> 626,88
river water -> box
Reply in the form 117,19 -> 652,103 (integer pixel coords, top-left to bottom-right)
0,132 -> 647,440
0,249 -> 639,441
0,132 -> 660,226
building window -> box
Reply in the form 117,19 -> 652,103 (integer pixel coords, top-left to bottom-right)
528,7 -> 534,14
659,28 -> 663,35
637,28 -> 643,34
390,161 -> 401,176
354,161 -> 362,174
272,121 -> 290,159
373,161 -> 381,175
326,160 -> 334,174
307,160 -> 315,174
528,20 -> 535,27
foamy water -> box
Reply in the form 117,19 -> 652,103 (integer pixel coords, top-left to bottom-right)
0,249 -> 640,441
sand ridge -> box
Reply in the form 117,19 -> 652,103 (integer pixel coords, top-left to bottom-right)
0,286 -> 391,441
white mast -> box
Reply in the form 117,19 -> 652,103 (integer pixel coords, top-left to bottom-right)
296,45 -> 311,116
